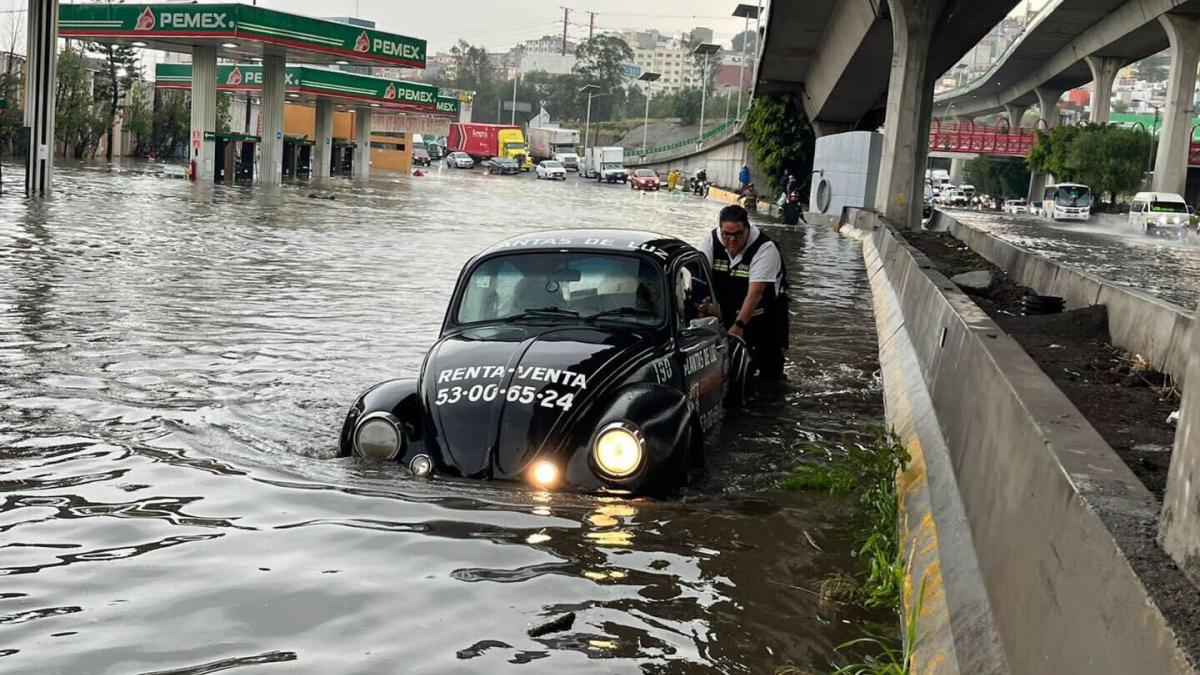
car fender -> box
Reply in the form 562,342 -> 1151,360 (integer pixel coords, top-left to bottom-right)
338,378 -> 426,460
563,382 -> 692,494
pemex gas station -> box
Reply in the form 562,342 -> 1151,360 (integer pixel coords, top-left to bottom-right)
22,2 -> 471,196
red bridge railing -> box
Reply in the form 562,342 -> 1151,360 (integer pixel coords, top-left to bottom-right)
930,120 -> 1200,166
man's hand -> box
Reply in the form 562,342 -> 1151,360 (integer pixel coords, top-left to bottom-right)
697,297 -> 719,318
727,324 -> 744,339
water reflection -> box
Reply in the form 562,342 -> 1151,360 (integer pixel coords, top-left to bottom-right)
0,162 -> 883,673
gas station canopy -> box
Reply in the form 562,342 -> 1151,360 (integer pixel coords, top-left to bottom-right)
157,63 -> 456,115
155,63 -> 458,117
60,3 -> 426,68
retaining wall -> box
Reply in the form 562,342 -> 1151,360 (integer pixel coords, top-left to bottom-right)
930,210 -> 1194,381
845,209 -> 1197,674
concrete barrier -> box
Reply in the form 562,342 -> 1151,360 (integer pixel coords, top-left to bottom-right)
845,209 -> 1198,674
931,210 -> 1194,381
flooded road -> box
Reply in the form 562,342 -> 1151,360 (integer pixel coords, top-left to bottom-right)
943,208 -> 1200,310
0,163 -> 883,673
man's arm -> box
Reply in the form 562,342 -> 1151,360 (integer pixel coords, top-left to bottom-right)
728,282 -> 767,339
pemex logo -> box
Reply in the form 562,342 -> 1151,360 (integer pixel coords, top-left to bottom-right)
353,30 -> 370,53
384,83 -> 396,100
134,7 -> 155,30
226,67 -> 242,86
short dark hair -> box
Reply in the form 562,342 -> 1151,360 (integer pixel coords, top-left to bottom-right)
719,204 -> 750,227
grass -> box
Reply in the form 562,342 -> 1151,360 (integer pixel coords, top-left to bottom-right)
779,428 -> 915,674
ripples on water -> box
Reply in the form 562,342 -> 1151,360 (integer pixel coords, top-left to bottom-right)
944,208 -> 1200,310
0,162 -> 883,673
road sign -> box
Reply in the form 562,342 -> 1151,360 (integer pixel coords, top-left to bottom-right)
502,101 -> 532,113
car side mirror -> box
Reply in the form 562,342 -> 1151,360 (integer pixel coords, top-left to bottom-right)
687,316 -> 721,333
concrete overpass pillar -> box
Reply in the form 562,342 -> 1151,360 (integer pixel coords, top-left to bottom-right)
1152,14 -> 1200,195
353,107 -> 372,181
1161,293 -> 1200,585
313,99 -> 333,181
459,99 -> 472,123
876,0 -> 946,230
23,0 -> 58,197
1084,56 -> 1122,125
1004,102 -> 1028,129
1035,87 -> 1063,128
259,54 -> 286,186
189,45 -> 217,183
811,120 -> 853,137
949,156 -> 965,184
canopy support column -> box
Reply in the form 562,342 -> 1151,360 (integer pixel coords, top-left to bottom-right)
190,45 -> 217,183
259,54 -> 286,185
353,107 -> 371,181
313,99 -> 333,181
24,0 -> 59,197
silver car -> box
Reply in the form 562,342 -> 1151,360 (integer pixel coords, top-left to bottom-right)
446,151 -> 474,169
536,160 -> 567,180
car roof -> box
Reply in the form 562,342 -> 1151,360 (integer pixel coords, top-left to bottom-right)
1133,191 -> 1186,201
480,229 -> 695,261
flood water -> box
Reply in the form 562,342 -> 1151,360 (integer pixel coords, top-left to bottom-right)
944,208 -> 1200,310
0,162 -> 884,674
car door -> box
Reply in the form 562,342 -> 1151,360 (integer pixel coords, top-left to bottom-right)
672,255 -> 726,432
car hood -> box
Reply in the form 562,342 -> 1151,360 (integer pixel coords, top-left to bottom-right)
420,323 -> 656,479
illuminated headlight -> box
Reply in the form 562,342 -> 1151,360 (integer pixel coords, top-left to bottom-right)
353,412 -> 403,460
592,422 -> 644,478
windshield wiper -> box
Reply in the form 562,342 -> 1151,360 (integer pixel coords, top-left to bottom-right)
506,306 -> 581,322
585,307 -> 659,323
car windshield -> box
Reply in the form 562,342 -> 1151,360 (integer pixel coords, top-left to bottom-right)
602,162 -> 623,169
542,161 -> 562,168
1150,200 -> 1188,213
456,252 -> 665,327
1055,186 -> 1092,207
635,170 -> 656,177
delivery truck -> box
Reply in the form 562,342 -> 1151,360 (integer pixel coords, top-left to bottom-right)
447,123 -> 532,170
527,125 -> 581,171
584,146 -> 627,183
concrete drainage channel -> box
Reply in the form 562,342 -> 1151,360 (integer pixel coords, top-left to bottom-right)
838,208 -> 1200,674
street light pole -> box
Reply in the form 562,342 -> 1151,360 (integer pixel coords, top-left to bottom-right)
693,43 -> 721,149
732,4 -> 760,119
637,72 -> 661,158
510,71 -> 518,125
1134,98 -> 1165,177
580,83 -> 599,174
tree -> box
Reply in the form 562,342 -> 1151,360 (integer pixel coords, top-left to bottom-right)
1066,125 -> 1151,207
56,46 -> 108,158
151,88 -> 189,158
731,29 -> 758,55
89,40 -> 143,160
573,34 -> 634,120
742,94 -> 815,194
1135,52 -> 1170,84
216,91 -> 232,134
1028,124 -> 1150,207
124,80 -> 151,156
0,69 -> 22,156
673,87 -> 702,125
965,156 -> 1030,198
447,40 -> 492,91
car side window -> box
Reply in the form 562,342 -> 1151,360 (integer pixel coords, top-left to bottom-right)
675,257 -> 717,331
1131,200 -> 1143,213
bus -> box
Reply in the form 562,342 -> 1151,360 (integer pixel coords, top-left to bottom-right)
1042,183 -> 1092,221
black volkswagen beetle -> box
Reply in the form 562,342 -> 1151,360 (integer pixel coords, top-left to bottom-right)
338,229 -> 748,495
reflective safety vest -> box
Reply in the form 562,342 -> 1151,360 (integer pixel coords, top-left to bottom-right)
709,229 -> 790,347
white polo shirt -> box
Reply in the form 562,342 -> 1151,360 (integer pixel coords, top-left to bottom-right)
697,223 -> 784,292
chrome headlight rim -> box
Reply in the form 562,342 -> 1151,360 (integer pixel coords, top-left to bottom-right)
590,420 -> 646,479
352,411 -> 404,460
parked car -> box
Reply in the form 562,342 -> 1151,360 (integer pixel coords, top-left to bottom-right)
413,147 -> 431,167
484,157 -> 520,175
630,169 -> 661,191
445,151 -> 474,169
535,160 -> 568,180
1003,199 -> 1029,215
337,229 -> 751,495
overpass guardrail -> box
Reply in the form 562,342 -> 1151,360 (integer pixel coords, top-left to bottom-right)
626,118 -> 742,163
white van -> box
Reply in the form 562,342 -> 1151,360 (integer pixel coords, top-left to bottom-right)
1130,192 -> 1191,232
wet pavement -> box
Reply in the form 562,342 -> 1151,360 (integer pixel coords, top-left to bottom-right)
941,207 -> 1200,310
0,162 -> 884,674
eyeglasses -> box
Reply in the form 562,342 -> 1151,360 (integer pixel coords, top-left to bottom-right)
720,228 -> 747,240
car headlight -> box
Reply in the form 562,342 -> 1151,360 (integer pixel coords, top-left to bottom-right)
353,411 -> 404,460
593,422 -> 643,477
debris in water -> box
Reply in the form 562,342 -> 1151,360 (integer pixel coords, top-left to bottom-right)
1167,410 -> 1180,425
803,530 -> 822,551
307,192 -> 335,200
527,612 -> 575,637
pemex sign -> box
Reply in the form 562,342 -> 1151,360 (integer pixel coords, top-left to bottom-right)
60,4 -> 427,68
154,63 -> 449,114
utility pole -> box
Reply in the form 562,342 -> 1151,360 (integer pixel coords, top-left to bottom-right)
588,11 -> 596,40
561,7 -> 570,55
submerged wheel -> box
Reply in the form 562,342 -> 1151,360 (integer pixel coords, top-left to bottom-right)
725,336 -> 754,408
